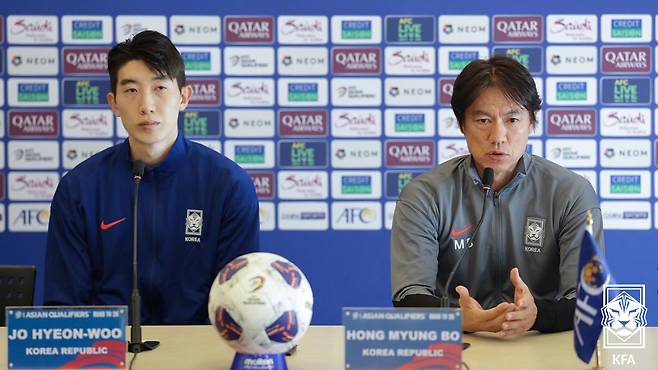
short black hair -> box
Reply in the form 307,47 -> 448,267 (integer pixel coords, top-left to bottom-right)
107,30 -> 186,94
451,56 -> 541,131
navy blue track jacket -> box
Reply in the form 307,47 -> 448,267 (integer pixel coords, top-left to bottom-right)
44,132 -> 260,324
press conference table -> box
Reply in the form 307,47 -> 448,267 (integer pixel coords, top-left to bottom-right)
2,326 -> 657,369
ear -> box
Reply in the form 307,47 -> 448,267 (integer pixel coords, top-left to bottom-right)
107,92 -> 120,117
179,85 -> 193,111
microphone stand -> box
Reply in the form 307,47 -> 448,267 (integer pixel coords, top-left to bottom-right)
128,160 -> 160,353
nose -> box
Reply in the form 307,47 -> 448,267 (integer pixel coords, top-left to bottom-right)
139,90 -> 155,115
487,118 -> 507,146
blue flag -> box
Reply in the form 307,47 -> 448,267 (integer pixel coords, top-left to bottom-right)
574,230 -> 614,363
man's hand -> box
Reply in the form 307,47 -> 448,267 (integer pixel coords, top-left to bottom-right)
455,285 -> 514,333
499,267 -> 537,337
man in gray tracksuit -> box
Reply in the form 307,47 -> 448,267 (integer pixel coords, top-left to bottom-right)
391,56 -> 603,336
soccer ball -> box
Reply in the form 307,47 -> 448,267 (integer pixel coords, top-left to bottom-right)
208,252 -> 314,354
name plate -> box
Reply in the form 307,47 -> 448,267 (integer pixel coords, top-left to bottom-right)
343,307 -> 462,370
6,306 -> 128,369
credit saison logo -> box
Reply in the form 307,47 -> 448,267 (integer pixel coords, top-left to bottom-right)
8,110 -> 59,138
181,51 -> 211,71
546,109 -> 596,136
493,15 -> 543,42
601,46 -> 651,73
63,48 -> 109,75
610,175 -> 641,194
394,113 -> 425,132
341,20 -> 372,39
187,79 -> 220,106
385,171 -> 421,198
385,16 -> 434,43
611,19 -> 642,38
225,16 -> 274,43
178,110 -> 220,138
279,141 -> 328,168
287,83 -> 318,102
279,110 -> 327,136
556,82 -> 587,101
332,48 -> 381,74
492,47 -> 542,74
63,79 -> 110,107
385,140 -> 434,167
71,20 -> 103,40
601,78 -> 651,104
18,83 -> 49,102
249,172 -> 274,199
235,145 -> 266,164
341,175 -> 372,194
448,50 -> 479,70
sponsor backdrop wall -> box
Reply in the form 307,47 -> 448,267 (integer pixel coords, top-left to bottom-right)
1,0 -> 657,325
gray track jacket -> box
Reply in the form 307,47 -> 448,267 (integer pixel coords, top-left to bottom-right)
391,153 -> 604,310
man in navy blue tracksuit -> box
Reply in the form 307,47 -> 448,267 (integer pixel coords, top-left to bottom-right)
44,31 -> 260,324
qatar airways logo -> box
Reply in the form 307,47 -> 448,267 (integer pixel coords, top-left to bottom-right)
187,79 -> 220,106
279,110 -> 327,137
439,79 -> 455,105
493,15 -> 543,42
385,140 -> 434,167
225,16 -> 274,43
249,172 -> 274,199
601,46 -> 651,73
332,48 -> 381,74
547,109 -> 596,136
63,48 -> 109,75
8,111 -> 59,138
8,16 -> 57,44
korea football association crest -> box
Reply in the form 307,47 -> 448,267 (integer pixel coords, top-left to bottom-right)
185,209 -> 203,243
602,284 -> 648,349
524,216 -> 545,250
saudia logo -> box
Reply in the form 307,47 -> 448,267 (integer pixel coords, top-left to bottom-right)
550,18 -> 593,33
387,49 -> 430,65
281,174 -> 323,191
448,51 -> 478,70
18,83 -> 49,102
604,111 -> 647,127
556,82 -> 587,101
9,111 -> 58,137
63,48 -> 108,74
10,19 -> 53,35
181,52 -> 211,71
288,83 -> 318,102
341,176 -> 372,194
235,145 -> 265,164
342,20 -> 372,39
66,112 -> 108,129
611,19 -> 642,38
11,175 -> 55,192
281,19 -> 324,35
227,82 -> 269,97
72,20 -> 103,40
335,112 -> 377,128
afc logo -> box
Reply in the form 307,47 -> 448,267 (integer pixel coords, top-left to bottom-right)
185,209 -> 203,243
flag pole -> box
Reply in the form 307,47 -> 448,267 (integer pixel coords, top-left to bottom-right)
586,210 -> 604,370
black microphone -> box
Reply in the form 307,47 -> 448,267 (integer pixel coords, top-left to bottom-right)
439,167 -> 494,308
128,160 -> 159,353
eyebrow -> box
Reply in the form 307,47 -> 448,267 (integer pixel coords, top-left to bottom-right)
118,76 -> 170,86
470,108 -> 523,116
